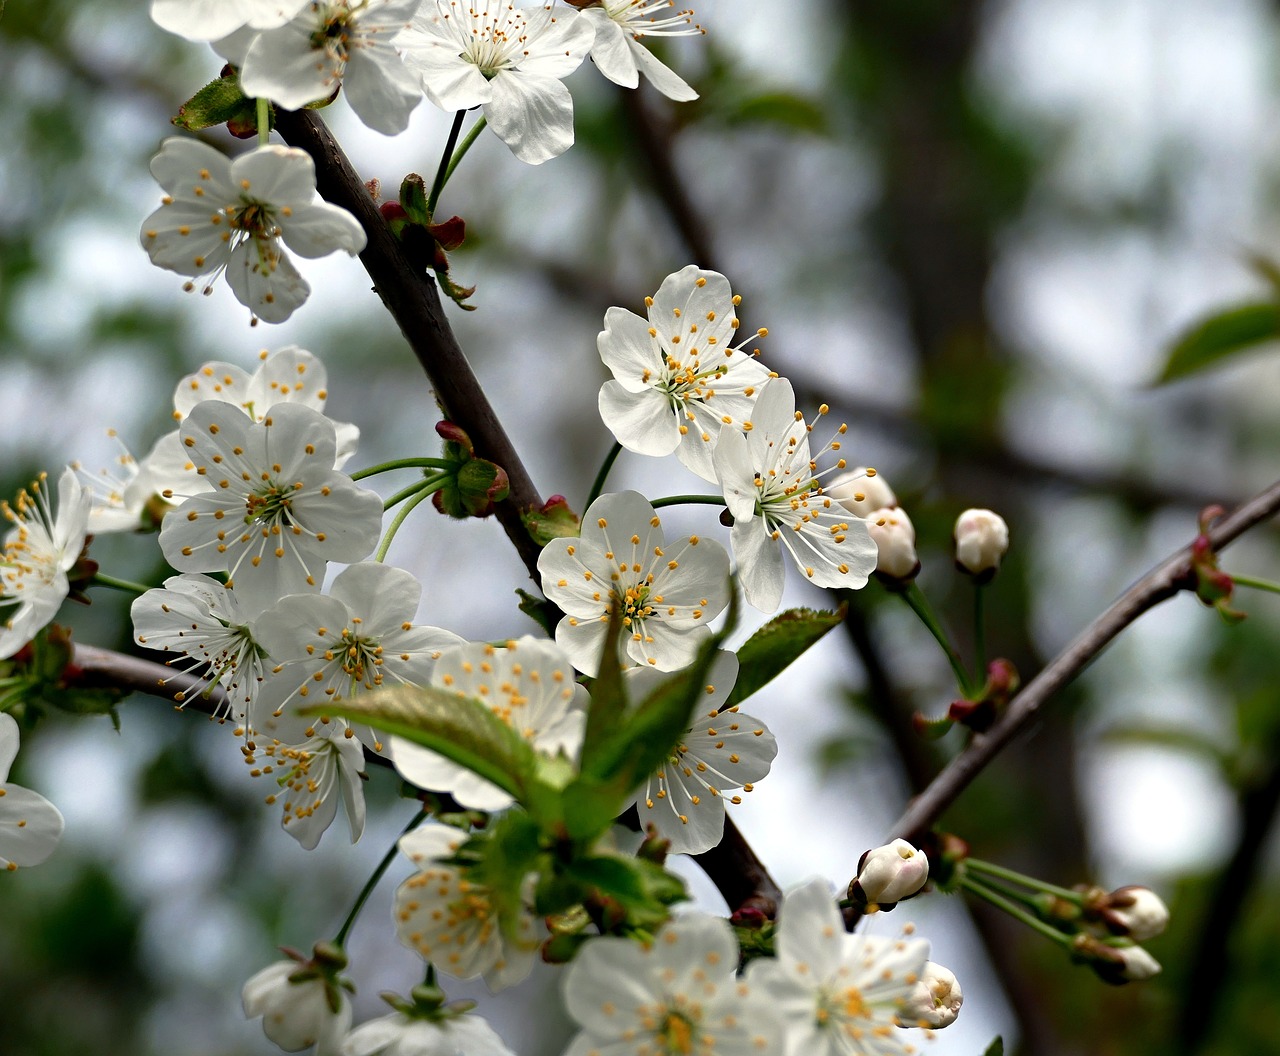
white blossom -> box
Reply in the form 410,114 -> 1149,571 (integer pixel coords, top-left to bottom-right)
866,506 -> 918,581
389,636 -> 587,811
625,652 -> 776,855
538,490 -> 730,676
1,469 -> 91,660
597,265 -> 770,482
899,961 -> 962,1030
262,725 -> 368,850
243,957 -> 352,1054
140,138 -> 366,323
401,1 -> 594,164
827,467 -> 896,520
849,839 -> 929,908
562,913 -> 780,1056
714,379 -> 877,611
151,0 -> 310,41
953,508 -> 1009,578
581,0 -> 703,101
0,713 -> 65,870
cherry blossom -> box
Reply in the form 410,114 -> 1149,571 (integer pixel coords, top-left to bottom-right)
243,954 -> 353,1054
150,0 -> 310,42
341,1010 -> 516,1056
261,725 -> 368,850
0,713 -> 65,871
581,0 -> 703,101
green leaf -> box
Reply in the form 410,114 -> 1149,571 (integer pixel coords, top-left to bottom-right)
301,684 -> 537,804
470,812 -> 546,945
1157,301 -> 1280,384
173,73 -> 256,132
722,91 -> 829,135
578,605 -> 631,776
722,605 -> 845,710
558,853 -> 687,927
982,1037 -> 1004,1056
514,589 -> 558,638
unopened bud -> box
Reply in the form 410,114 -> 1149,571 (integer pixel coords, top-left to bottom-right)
848,839 -> 929,909
899,961 -> 963,1029
828,468 -> 897,519
954,508 -> 1009,580
1076,935 -> 1162,985
867,506 -> 920,582
1094,885 -> 1169,942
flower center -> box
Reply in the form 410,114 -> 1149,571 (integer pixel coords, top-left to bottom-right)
461,4 -> 529,77
244,481 -> 299,527
657,1010 -> 697,1054
619,582 -> 654,625
333,627 -> 383,689
659,355 -> 728,408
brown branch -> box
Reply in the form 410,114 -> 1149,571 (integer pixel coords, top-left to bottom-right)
887,476 -> 1280,844
69,643 -> 230,714
274,108 -> 546,582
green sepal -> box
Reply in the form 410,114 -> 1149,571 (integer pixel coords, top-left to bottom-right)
399,173 -> 431,225
173,72 -> 259,133
557,852 -> 687,930
721,604 -> 845,710
522,495 -> 581,546
301,683 -> 537,805
982,1038 -> 1005,1056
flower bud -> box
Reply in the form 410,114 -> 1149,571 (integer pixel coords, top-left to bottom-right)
1095,885 -> 1170,942
899,961 -> 963,1029
867,506 -> 920,582
828,468 -> 897,519
848,839 -> 929,908
953,508 -> 1009,580
1076,935 -> 1162,985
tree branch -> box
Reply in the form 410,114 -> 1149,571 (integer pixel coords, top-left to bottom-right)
887,477 -> 1280,843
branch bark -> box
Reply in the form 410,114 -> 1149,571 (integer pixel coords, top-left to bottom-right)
888,477 -> 1280,843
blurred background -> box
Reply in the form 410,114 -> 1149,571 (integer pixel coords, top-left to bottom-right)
3,0 -> 1280,1053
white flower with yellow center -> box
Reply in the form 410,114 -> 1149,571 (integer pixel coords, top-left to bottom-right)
393,823 -> 542,991
0,469 -> 91,660
157,401 -> 384,615
0,713 -> 65,871
140,138 -> 366,323
743,878 -> 937,1056
598,265 -> 771,482
538,491 -> 730,677
401,1 -> 595,164
625,651 -> 776,855
562,913 -> 781,1056
714,378 -> 878,611
389,636 -> 587,811
260,724 -> 367,849
581,0 -> 704,101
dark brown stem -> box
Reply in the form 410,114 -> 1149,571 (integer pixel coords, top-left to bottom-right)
274,108 -> 546,582
888,477 -> 1280,843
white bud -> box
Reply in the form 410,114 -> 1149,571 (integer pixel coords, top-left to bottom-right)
828,467 -> 897,519
867,506 -> 919,580
850,838 -> 929,907
1115,944 -> 1162,982
899,961 -> 963,1029
1101,886 -> 1169,942
953,508 -> 1009,577
243,960 -> 351,1054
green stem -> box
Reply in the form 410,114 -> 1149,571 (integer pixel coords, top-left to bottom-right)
1229,572 -> 1280,596
383,478 -> 439,512
256,97 -> 269,148
959,874 -> 1074,948
441,115 -> 487,191
426,109 -> 467,219
350,458 -> 454,481
964,857 -> 1084,903
650,494 -> 727,510
973,581 -> 987,676
333,808 -> 430,948
900,582 -> 974,695
585,442 -> 623,510
376,481 -> 444,562
92,572 -> 151,596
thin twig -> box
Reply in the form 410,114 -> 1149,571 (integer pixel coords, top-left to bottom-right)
887,477 -> 1280,843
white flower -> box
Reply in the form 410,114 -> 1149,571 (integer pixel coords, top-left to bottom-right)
262,725 -> 368,850
401,1 -> 594,164
581,0 -> 703,101
253,563 -> 463,747
71,430 -> 159,534
0,713 -> 65,870
342,1011 -> 516,1056
714,379 -> 878,611
899,961 -> 962,1030
143,347 -> 360,506
233,0 -> 423,135
140,138 -> 366,323
538,490 -> 731,676
131,573 -> 272,721
866,506 -> 918,581
597,265 -> 771,482
157,401 -> 384,615
827,467 -> 896,519
151,0 -> 310,41
953,508 -> 1009,578
1097,885 -> 1170,942
743,878 -> 933,1056
243,956 -> 352,1054
394,823 -> 541,990
562,913 -> 780,1056
389,636 -> 587,811
1,469 -> 91,660
625,651 -> 776,855
849,839 -> 929,908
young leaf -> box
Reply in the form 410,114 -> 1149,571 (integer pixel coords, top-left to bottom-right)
300,684 -> 537,804
578,602 -> 630,773
1157,301 -> 1280,384
721,605 -> 845,710
982,1037 -> 1004,1056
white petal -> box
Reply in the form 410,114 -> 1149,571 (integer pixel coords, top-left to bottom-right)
342,47 -> 422,135
484,72 -> 575,165
730,515 -> 786,612
0,784 -> 65,868
630,36 -> 698,101
281,202 -> 367,259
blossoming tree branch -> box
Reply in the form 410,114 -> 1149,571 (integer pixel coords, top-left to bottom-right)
4,2 -> 1273,1054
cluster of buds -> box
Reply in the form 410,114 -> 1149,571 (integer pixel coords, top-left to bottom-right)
1070,884 -> 1169,984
